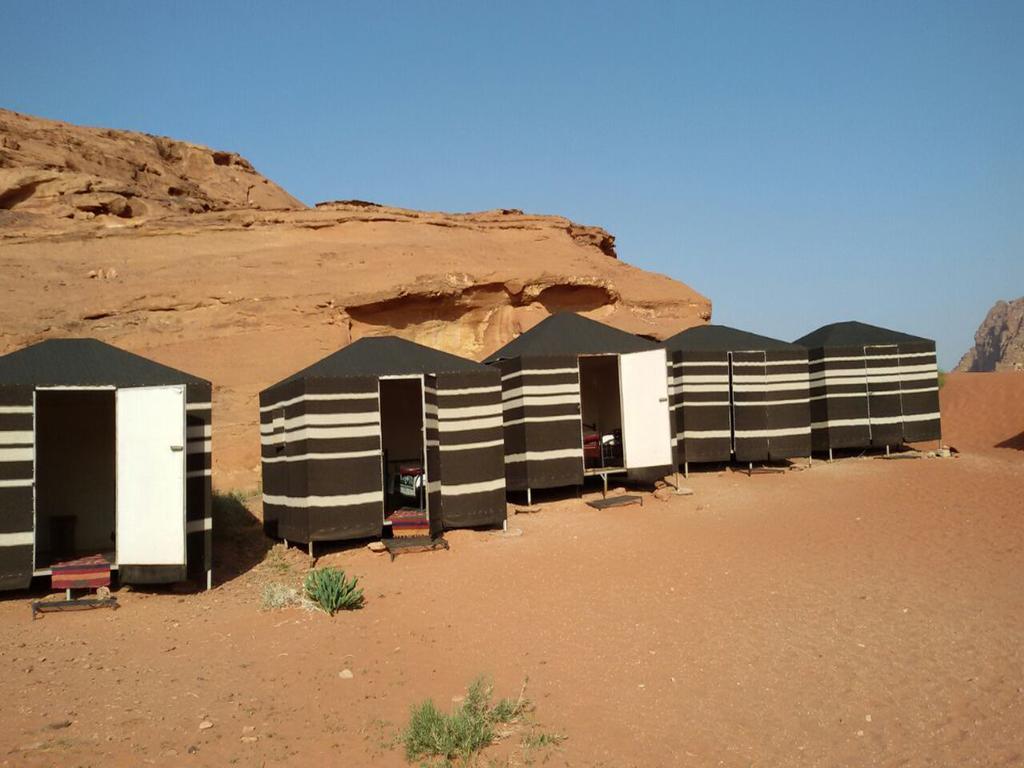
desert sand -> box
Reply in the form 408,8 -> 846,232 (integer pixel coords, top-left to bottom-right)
0,373 -> 1020,767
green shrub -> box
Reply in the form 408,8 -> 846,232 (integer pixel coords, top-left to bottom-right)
303,567 -> 364,614
403,677 -> 528,764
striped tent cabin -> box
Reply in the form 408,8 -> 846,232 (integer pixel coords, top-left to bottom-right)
259,337 -> 506,547
483,313 -> 674,497
0,339 -> 212,592
794,321 -> 941,455
663,325 -> 812,470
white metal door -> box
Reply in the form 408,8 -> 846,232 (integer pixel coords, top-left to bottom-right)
116,386 -> 186,565
618,350 -> 673,469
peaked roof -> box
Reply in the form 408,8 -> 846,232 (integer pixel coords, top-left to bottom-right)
0,338 -> 208,387
794,321 -> 933,348
663,324 -> 801,352
271,336 -> 487,387
483,313 -> 658,362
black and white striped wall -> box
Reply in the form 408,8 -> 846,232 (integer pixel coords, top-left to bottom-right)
0,385 -> 34,590
260,371 -> 507,544
495,355 -> 584,492
425,371 -> 507,529
806,342 -> 941,451
260,376 -> 384,543
185,382 -> 213,585
668,349 -> 812,465
667,351 -> 732,464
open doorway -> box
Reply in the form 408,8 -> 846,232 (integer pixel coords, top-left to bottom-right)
579,355 -> 625,470
379,377 -> 428,536
34,390 -> 116,568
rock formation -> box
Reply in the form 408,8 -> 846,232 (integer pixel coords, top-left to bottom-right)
0,109 -> 711,488
956,298 -> 1024,372
0,108 -> 302,224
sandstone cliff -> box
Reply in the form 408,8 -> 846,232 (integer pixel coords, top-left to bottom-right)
956,298 -> 1024,372
0,110 -> 711,488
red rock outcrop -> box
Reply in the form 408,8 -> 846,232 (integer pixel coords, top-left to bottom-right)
0,110 -> 711,488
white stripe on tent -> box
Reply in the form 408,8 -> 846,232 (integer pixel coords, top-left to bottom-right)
440,439 -> 505,452
439,416 -> 504,433
186,517 -> 212,533
435,385 -> 503,396
0,531 -> 33,547
262,449 -> 382,463
680,430 -> 732,438
671,374 -> 731,384
186,401 -> 212,412
262,425 -> 380,445
735,427 -> 811,438
186,425 -> 211,439
731,360 -> 809,367
441,478 -> 506,496
0,432 -> 33,445
0,406 -> 33,414
735,397 -> 810,406
671,361 -> 730,369
0,478 -> 33,488
732,373 -> 810,384
504,414 -> 580,427
812,418 -> 868,428
267,412 -> 381,432
671,401 -> 729,410
432,404 -> 504,419
810,414 -> 942,428
502,384 -> 581,401
0,447 -> 33,462
809,353 -> 935,364
501,367 -> 578,381
502,394 -> 581,411
904,412 -> 941,423
263,491 -> 381,508
678,384 -> 731,393
732,383 -> 810,393
186,440 -> 212,454
259,391 -> 377,413
505,448 -> 583,464
186,469 -> 212,478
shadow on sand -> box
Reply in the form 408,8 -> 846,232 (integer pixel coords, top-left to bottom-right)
995,431 -> 1024,451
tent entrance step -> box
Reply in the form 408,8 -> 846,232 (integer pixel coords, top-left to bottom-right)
586,494 -> 643,510
385,508 -> 429,538
383,536 -> 448,560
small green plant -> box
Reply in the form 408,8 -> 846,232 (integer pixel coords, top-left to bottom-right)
522,731 -> 566,749
402,677 -> 529,765
260,582 -> 299,610
303,567 -> 364,614
938,370 -> 947,389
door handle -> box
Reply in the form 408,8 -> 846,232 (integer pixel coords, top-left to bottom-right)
170,445 -> 184,452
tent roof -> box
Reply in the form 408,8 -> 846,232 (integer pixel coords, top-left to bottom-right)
483,313 -> 658,362
0,338 -> 208,387
662,324 -> 802,352
794,321 -> 933,348
271,336 -> 487,387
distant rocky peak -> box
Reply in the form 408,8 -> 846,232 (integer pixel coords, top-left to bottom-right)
957,297 -> 1024,372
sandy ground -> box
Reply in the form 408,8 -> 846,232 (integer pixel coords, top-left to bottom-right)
0,375 -> 1021,767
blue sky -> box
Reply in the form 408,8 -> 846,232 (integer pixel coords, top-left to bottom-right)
3,1 -> 1021,367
